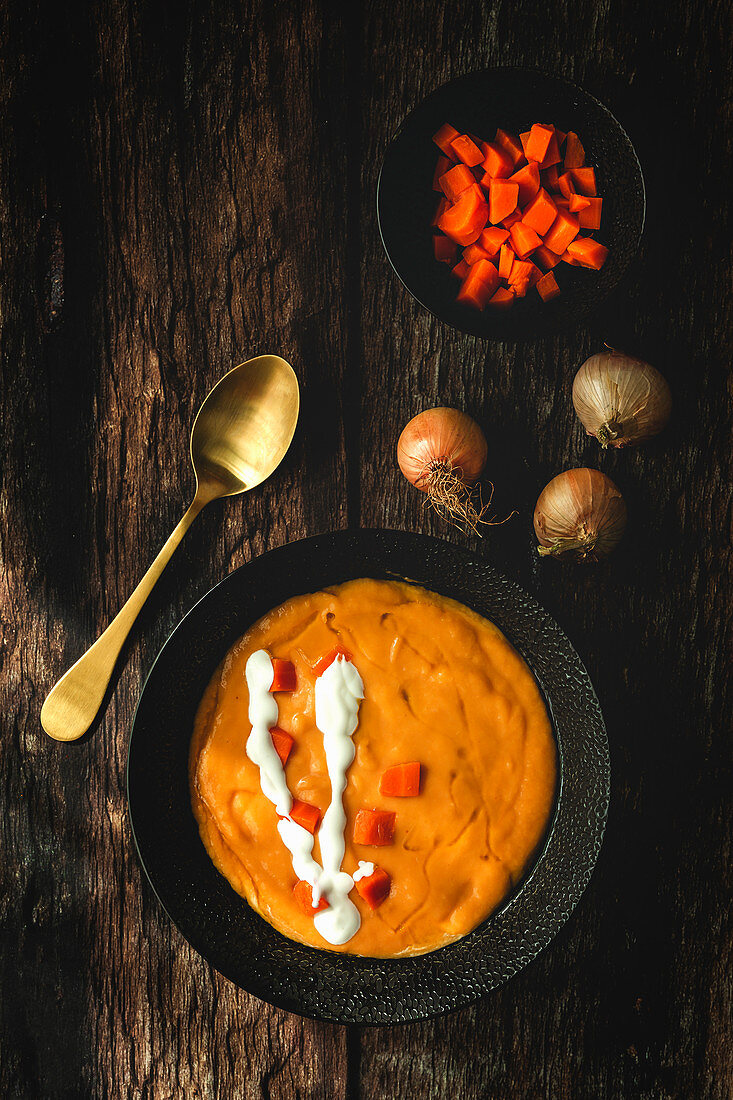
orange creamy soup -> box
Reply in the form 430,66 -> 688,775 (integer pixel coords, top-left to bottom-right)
190,578 -> 557,958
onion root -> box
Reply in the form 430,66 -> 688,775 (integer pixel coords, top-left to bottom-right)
418,459 -> 513,536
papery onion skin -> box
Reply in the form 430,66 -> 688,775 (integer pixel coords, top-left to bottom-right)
397,408 -> 487,491
534,468 -> 627,560
572,350 -> 672,448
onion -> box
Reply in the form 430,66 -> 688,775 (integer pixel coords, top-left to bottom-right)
572,349 -> 672,448
397,408 -> 494,533
534,468 -> 627,560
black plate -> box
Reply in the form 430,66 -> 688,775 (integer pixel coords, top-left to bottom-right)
128,529 -> 609,1024
377,68 -> 645,338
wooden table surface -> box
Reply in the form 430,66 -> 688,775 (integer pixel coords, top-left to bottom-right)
2,0 -> 731,1096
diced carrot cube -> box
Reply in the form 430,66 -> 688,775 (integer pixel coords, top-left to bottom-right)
478,227 -> 510,256
438,187 -> 489,246
534,244 -> 561,270
456,259 -> 500,310
270,726 -> 294,765
564,131 -> 586,169
432,155 -> 452,191
433,235 -> 458,264
431,196 -> 449,228
379,762 -> 421,797
508,258 -> 534,285
488,286 -> 515,309
355,867 -> 391,910
508,162 -> 541,205
565,237 -> 609,269
555,129 -> 567,147
525,123 -> 554,162
290,799 -> 321,834
498,243 -> 514,280
501,210 -> 523,229
519,131 -> 532,157
512,277 -> 530,298
569,193 -> 591,213
463,242 -> 492,264
561,249 -> 581,266
450,134 -> 484,167
353,809 -> 396,846
536,271 -> 561,301
432,123 -> 461,161
439,163 -> 476,203
579,196 -> 603,231
481,141 -> 514,179
525,262 -> 543,287
312,646 -> 353,676
467,182 -> 489,204
538,132 -> 562,169
494,128 -> 524,167
543,210 -> 580,255
451,259 -> 470,280
570,167 -> 597,196
509,221 -> 542,259
557,172 -> 576,199
522,188 -> 558,235
270,659 -> 296,692
542,164 -> 560,191
293,880 -> 329,915
488,179 -> 519,225
554,196 -> 570,210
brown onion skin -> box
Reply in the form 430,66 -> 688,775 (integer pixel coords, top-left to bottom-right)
397,408 -> 487,492
534,468 -> 627,560
572,350 -> 672,448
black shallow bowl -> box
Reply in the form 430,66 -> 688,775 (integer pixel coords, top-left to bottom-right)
128,529 -> 609,1024
377,68 -> 645,338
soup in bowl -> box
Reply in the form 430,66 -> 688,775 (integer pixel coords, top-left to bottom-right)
190,578 -> 557,958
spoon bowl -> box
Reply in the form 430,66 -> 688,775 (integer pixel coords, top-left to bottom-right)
191,355 -> 300,496
41,354 -> 299,742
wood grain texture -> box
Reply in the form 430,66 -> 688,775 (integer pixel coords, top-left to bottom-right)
1,0 -> 731,1096
358,1 -> 733,1099
1,0 -> 350,1096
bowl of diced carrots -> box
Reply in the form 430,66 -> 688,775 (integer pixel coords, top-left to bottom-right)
377,68 -> 645,338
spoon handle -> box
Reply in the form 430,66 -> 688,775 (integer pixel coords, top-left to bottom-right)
41,495 -> 207,742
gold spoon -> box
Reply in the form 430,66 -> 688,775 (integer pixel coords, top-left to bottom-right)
41,354 -> 300,742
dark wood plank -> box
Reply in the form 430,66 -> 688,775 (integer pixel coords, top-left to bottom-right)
2,0 -> 732,1096
357,1 -> 733,1098
0,0 -> 351,1096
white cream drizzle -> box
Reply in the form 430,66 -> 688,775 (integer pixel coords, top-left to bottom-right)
244,650 -> 292,816
312,656 -> 364,944
352,861 -> 375,882
244,650 -> 365,946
